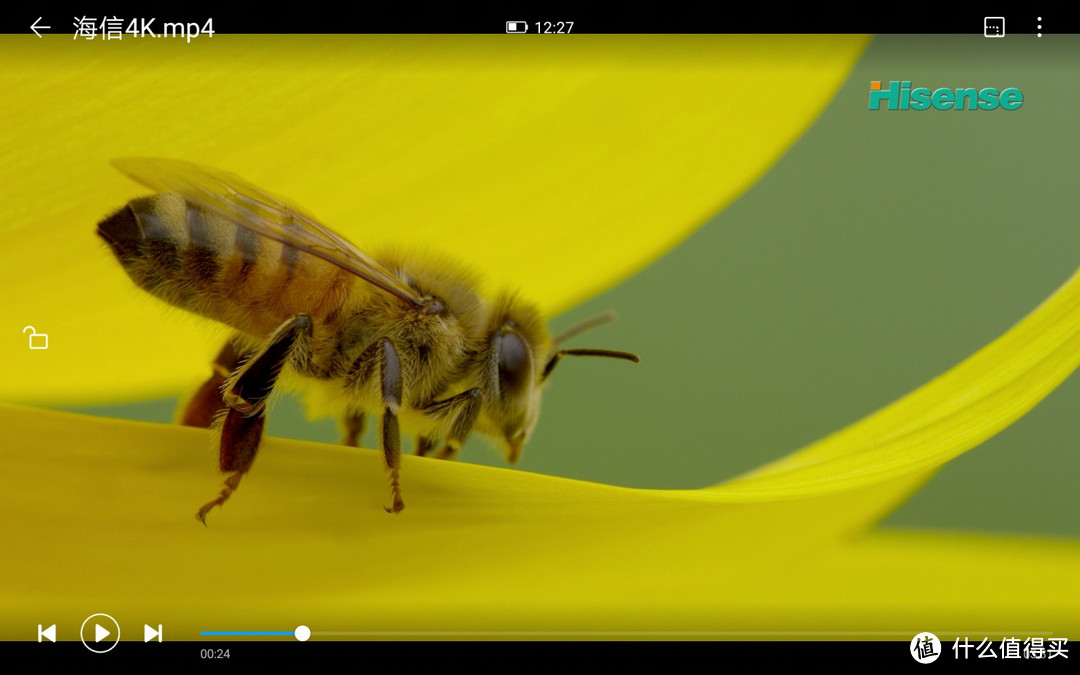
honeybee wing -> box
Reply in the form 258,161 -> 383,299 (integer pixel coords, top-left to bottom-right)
112,157 -> 424,307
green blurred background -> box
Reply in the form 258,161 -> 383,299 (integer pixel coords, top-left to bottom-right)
70,35 -> 1080,537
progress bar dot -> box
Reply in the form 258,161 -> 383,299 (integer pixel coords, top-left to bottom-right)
295,625 -> 311,642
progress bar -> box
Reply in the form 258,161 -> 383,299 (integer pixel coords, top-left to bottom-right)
201,626 -> 310,641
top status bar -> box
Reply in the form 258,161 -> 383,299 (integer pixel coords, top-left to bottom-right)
4,10 -> 1074,35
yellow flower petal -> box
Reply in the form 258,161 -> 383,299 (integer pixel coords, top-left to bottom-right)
722,264 -> 1080,496
0,35 -> 868,403
2,403 -> 1078,638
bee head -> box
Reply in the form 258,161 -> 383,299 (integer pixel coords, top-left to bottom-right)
483,295 -> 548,464
483,299 -> 638,464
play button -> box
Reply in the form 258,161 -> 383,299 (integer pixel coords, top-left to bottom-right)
80,613 -> 120,653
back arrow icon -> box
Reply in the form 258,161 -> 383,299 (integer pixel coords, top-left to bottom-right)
31,17 -> 51,38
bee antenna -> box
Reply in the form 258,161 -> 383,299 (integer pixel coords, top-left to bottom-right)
542,348 -> 640,381
552,310 -> 619,347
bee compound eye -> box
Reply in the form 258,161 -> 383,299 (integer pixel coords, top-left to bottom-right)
496,331 -> 530,394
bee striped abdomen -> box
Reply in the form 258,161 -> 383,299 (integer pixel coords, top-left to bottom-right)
98,192 -> 353,339
98,193 -> 206,309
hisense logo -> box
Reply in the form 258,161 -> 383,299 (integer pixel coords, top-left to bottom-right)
869,80 -> 1024,111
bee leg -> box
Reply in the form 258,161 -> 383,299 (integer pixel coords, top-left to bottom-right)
221,315 -> 313,415
196,408 -> 265,525
433,444 -> 460,461
422,388 -> 483,461
415,436 -> 436,457
378,339 -> 405,514
179,340 -> 243,428
345,338 -> 405,513
341,409 -> 365,447
196,315 -> 313,525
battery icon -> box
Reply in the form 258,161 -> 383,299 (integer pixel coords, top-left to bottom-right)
506,21 -> 528,33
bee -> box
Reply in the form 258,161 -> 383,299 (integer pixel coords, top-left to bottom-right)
96,158 -> 639,524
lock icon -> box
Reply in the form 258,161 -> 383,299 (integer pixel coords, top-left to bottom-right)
23,326 -> 48,350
